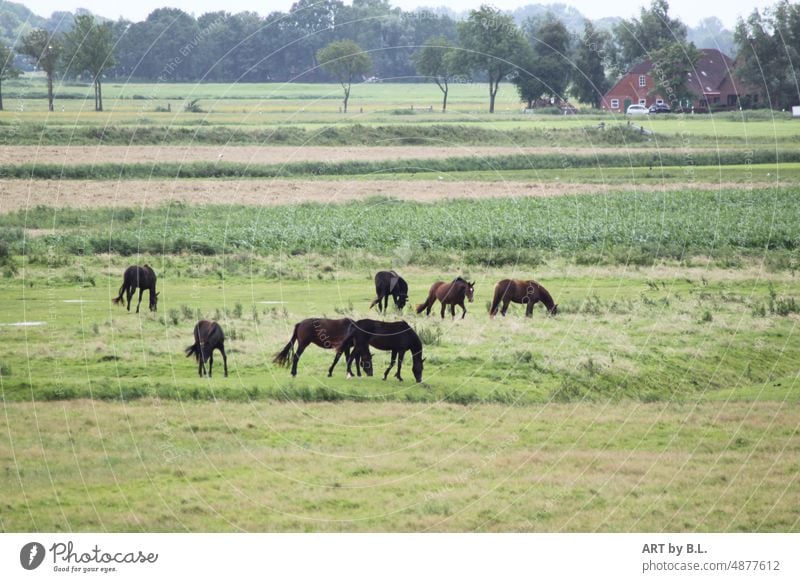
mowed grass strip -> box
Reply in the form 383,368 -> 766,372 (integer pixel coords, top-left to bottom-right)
1,399 -> 798,532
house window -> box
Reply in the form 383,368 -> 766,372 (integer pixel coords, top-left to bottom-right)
610,99 -> 619,109
656,99 -> 664,105
639,99 -> 647,105
639,75 -> 646,87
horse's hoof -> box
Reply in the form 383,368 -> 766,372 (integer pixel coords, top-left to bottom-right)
347,373 -> 353,379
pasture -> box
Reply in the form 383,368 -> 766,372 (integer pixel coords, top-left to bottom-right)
0,82 -> 798,533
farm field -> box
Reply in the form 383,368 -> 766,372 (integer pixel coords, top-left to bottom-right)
1,81 -> 798,533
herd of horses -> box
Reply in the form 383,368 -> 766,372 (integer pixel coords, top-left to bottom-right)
112,267 -> 558,384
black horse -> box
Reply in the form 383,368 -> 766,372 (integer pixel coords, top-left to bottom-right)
341,319 -> 424,383
112,265 -> 158,313
369,270 -> 408,313
185,320 -> 228,377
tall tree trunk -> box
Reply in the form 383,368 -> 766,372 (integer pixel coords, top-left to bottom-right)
0,78 -> 3,111
97,79 -> 103,112
442,81 -> 448,113
343,83 -> 350,113
47,73 -> 54,112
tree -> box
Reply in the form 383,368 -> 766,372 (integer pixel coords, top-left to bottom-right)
0,44 -> 20,111
648,41 -> 702,110
455,5 -> 527,113
734,0 -> 800,110
63,14 -> 115,111
572,20 -> 611,108
18,28 -> 62,112
413,36 -> 457,112
316,40 -> 371,112
528,15 -> 572,102
613,0 -> 687,74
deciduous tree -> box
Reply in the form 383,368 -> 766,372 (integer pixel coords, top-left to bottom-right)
18,28 -> 62,112
317,40 -> 371,112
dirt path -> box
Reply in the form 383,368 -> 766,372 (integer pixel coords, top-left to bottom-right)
0,178 -> 760,213
0,145 -> 728,166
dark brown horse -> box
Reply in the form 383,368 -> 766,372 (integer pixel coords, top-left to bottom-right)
273,317 -> 363,377
112,265 -> 158,313
416,277 -> 475,319
489,279 -> 558,317
185,320 -> 228,377
369,270 -> 408,313
341,319 -> 424,382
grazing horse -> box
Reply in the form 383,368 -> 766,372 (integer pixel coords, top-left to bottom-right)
489,279 -> 558,317
369,270 -> 409,313
112,265 -> 158,313
185,320 -> 228,377
273,318 -> 364,377
416,277 -> 475,319
342,319 -> 424,383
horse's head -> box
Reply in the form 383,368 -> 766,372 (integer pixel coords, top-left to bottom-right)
412,354 -> 424,383
360,349 -> 374,377
549,304 -> 559,316
466,281 -> 475,303
395,294 -> 408,310
150,291 -> 159,312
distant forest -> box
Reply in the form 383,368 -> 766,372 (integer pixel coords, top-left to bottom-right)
1,0 -> 736,83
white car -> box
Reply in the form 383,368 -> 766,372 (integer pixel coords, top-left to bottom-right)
626,104 -> 649,115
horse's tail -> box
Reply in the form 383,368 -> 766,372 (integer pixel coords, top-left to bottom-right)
185,342 -> 200,361
273,324 -> 298,367
111,281 -> 125,305
416,289 -> 435,314
489,284 -> 505,317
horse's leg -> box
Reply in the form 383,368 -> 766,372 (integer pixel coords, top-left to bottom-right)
208,351 -> 214,377
440,301 -> 447,319
526,299 -> 535,317
291,341 -> 308,377
384,295 -> 390,313
395,351 -> 405,381
328,349 -> 344,377
383,351 -> 397,380
219,345 -> 228,377
126,287 -> 134,311
135,288 -> 144,313
460,301 -> 467,319
450,303 -> 456,319
502,299 -> 511,316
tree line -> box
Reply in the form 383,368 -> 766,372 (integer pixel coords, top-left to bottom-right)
0,0 -> 797,113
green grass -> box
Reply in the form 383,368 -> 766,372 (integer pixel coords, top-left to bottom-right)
4,187 -> 798,260
1,152 -> 796,180
1,80 -> 797,147
0,256 -> 798,406
1,399 -> 798,531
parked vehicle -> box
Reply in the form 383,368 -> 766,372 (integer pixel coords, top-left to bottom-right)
626,104 -> 649,115
649,103 -> 671,114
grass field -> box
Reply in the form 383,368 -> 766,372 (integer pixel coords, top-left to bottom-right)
1,81 -> 798,533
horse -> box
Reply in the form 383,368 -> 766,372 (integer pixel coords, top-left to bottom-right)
112,265 -> 158,313
415,277 -> 475,319
273,317 -> 365,377
489,279 -> 558,317
369,270 -> 408,313
342,319 -> 424,383
185,320 -> 228,377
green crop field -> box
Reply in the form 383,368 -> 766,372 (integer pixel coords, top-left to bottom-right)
1,81 -> 798,533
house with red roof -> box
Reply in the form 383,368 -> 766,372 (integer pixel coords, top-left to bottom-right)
602,49 -> 762,113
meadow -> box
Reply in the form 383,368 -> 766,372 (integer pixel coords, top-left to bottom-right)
0,82 -> 798,532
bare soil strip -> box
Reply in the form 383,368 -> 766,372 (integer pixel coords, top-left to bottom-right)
0,178 -> 763,213
0,145 -> 730,166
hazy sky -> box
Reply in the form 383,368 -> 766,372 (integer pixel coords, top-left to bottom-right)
20,0 -> 774,29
